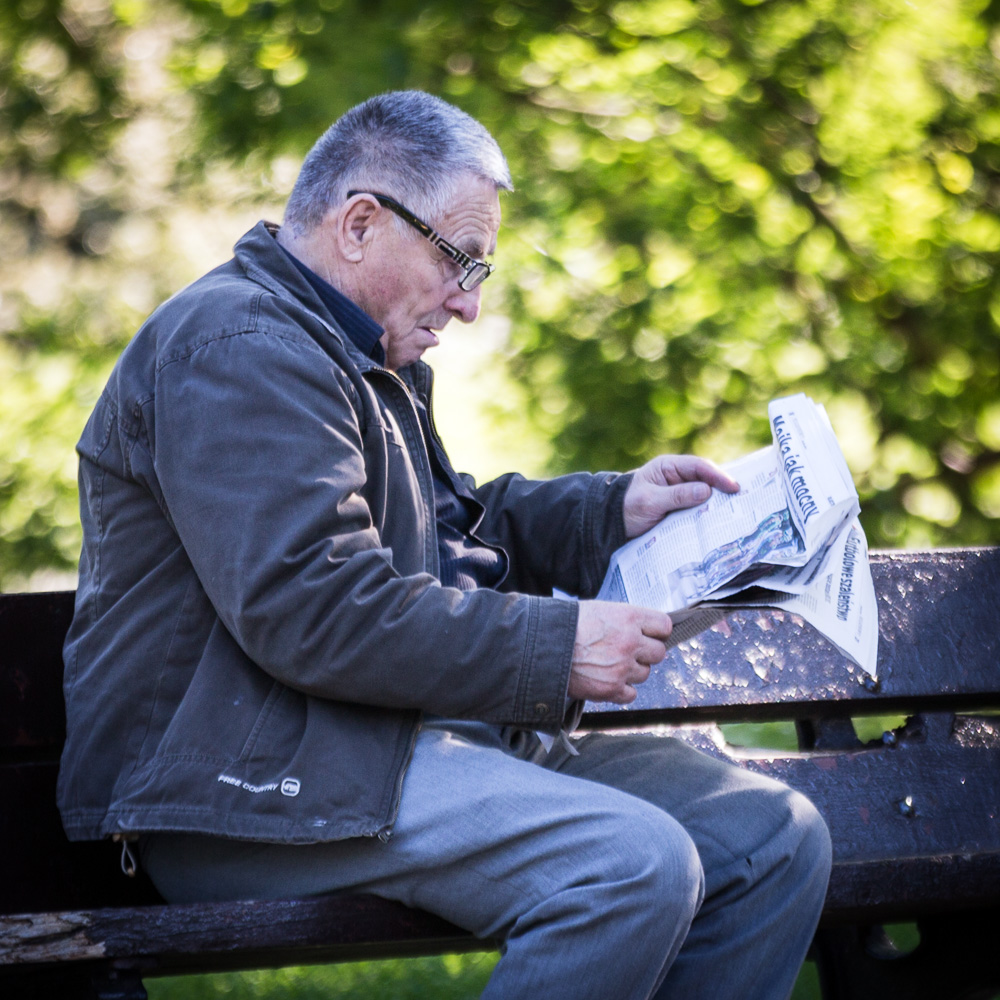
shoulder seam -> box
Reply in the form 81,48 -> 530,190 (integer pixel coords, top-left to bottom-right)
155,327 -> 324,375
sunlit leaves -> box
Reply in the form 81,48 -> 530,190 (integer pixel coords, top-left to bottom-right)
456,0 -> 1000,547
2,0 -> 1000,587
0,0 -> 131,176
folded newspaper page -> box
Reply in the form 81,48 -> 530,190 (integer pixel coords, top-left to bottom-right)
597,394 -> 879,676
719,518 -> 879,676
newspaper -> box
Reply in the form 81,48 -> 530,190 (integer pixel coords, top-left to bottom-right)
597,394 -> 879,676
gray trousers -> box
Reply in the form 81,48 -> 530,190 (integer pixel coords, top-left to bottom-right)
142,720 -> 831,1000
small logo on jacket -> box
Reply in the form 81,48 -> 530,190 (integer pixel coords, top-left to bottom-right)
217,773 -> 301,797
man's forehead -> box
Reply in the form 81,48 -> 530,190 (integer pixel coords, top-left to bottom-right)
437,176 -> 502,255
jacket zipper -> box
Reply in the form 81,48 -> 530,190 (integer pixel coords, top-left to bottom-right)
369,364 -> 441,579
366,363 -> 433,842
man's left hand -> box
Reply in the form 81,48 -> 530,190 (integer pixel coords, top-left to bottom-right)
622,455 -> 740,539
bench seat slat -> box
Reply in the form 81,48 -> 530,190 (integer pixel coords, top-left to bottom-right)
5,845 -> 1000,979
0,895 -> 479,977
741,726 -> 1000,866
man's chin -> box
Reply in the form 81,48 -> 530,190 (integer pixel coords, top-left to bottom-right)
383,325 -> 444,369
386,346 -> 433,370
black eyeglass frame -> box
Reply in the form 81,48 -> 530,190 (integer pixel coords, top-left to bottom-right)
346,190 -> 495,291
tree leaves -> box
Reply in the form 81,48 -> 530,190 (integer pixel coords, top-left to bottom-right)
2,0 -> 999,586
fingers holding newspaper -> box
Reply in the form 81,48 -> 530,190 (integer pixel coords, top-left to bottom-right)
568,601 -> 673,704
623,454 -> 741,540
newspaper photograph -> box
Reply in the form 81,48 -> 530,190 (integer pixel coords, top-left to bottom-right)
597,394 -> 879,677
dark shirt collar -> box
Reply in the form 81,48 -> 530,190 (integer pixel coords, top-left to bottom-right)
279,243 -> 386,366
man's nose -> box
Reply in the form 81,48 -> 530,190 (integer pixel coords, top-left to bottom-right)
446,284 -> 482,324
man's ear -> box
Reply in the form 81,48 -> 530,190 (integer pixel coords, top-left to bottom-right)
334,195 -> 381,263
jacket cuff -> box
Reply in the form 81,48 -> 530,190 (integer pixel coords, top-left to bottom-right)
578,471 -> 633,598
516,594 -> 579,735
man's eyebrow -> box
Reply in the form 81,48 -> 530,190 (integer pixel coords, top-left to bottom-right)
460,237 -> 495,259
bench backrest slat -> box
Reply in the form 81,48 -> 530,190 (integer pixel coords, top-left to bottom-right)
0,591 -> 74,753
584,548 -> 1000,727
3,550 -> 998,747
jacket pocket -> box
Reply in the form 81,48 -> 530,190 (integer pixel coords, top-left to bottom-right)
238,679 -> 288,762
233,675 -> 308,768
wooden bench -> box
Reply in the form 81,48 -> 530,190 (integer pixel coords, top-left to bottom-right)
2,547 -> 998,999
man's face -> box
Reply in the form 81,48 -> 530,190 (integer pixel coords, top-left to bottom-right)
354,174 -> 501,370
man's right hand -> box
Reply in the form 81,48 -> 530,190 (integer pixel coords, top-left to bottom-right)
568,601 -> 673,705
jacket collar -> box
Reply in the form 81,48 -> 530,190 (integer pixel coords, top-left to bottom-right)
232,221 -> 435,392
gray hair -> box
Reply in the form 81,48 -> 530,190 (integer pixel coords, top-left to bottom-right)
283,90 -> 512,234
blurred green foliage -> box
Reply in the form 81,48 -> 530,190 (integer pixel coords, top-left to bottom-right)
145,952 -> 500,999
2,9 -> 993,996
2,0 -> 999,589
140,929 -> 823,998
142,951 -> 821,999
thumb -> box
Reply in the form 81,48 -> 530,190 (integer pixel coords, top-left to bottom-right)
662,480 -> 712,513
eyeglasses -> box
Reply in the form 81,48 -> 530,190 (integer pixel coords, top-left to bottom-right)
347,190 -> 495,291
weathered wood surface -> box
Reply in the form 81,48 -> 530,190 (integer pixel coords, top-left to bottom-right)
740,713 -> 1000,921
4,849 -> 999,976
3,550 -> 998,749
583,547 -> 1000,727
1,548 -> 998,995
0,895 -> 480,974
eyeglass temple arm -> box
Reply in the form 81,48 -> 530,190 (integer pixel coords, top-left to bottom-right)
346,190 -> 477,269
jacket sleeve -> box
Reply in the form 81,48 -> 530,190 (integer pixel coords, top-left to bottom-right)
148,325 -> 577,733
469,470 -> 632,599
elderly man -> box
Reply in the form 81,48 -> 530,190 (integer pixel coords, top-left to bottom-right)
58,91 -> 830,999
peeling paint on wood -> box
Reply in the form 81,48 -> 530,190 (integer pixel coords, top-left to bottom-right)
0,911 -> 105,963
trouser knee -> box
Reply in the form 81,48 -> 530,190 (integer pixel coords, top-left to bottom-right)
787,789 -> 833,887
601,806 -> 705,934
